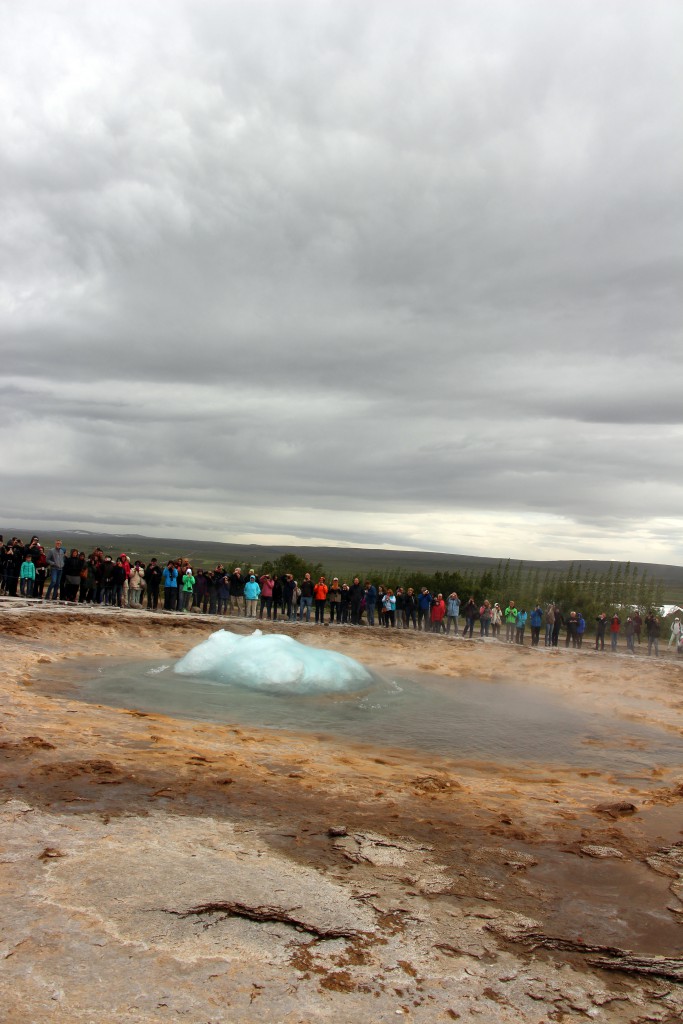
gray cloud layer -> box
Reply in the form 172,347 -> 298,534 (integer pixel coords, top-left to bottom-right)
2,0 -> 682,561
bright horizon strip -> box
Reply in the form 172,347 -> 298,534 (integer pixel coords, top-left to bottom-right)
3,508 -> 682,566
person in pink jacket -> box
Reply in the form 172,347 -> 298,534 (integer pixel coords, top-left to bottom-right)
259,574 -> 275,619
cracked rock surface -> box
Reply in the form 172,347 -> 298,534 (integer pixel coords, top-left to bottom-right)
1,605 -> 683,1023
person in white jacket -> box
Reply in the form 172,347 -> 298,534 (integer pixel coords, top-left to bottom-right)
128,563 -> 145,606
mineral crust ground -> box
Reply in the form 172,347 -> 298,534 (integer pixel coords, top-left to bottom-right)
1,603 -> 682,1023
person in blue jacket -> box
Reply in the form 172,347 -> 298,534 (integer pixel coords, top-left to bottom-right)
577,612 -> 586,647
529,604 -> 543,646
515,608 -> 528,644
417,588 -> 432,631
162,562 -> 178,611
244,574 -> 261,617
364,581 -> 377,626
446,593 -> 460,635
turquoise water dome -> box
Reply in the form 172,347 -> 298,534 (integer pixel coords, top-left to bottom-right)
174,629 -> 374,694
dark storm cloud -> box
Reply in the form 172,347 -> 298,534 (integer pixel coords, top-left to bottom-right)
1,0 -> 682,560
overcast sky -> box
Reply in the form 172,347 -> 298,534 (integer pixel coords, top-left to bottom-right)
2,0 -> 682,563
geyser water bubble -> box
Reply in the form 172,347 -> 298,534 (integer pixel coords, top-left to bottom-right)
174,629 -> 374,694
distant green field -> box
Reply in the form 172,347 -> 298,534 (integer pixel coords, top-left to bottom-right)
7,528 -> 682,602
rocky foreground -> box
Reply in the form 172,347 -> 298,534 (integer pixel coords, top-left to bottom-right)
1,604 -> 682,1023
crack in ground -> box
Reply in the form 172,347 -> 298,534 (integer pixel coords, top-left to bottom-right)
161,901 -> 364,940
486,922 -> 683,982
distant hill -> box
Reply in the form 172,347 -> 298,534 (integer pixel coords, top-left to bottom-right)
6,528 -> 682,600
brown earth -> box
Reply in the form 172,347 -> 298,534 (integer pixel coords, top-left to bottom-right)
1,602 -> 682,1023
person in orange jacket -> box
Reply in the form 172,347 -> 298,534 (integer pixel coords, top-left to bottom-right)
313,576 -> 329,624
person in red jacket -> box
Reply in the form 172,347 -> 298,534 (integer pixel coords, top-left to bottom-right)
313,576 -> 329,624
610,614 -> 621,651
430,593 -> 447,633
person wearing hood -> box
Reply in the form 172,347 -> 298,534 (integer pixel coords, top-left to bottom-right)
244,574 -> 260,617
217,574 -> 231,616
180,566 -> 195,612
529,604 -> 543,646
430,593 -> 446,633
669,616 -> 682,647
162,561 -> 178,611
490,601 -> 502,639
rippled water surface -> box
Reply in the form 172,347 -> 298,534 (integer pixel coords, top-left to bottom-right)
43,657 -> 681,774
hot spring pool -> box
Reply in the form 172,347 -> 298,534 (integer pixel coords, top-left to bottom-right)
42,656 -> 681,776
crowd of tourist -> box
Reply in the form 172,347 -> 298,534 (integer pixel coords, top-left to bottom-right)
1,534 -> 677,657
